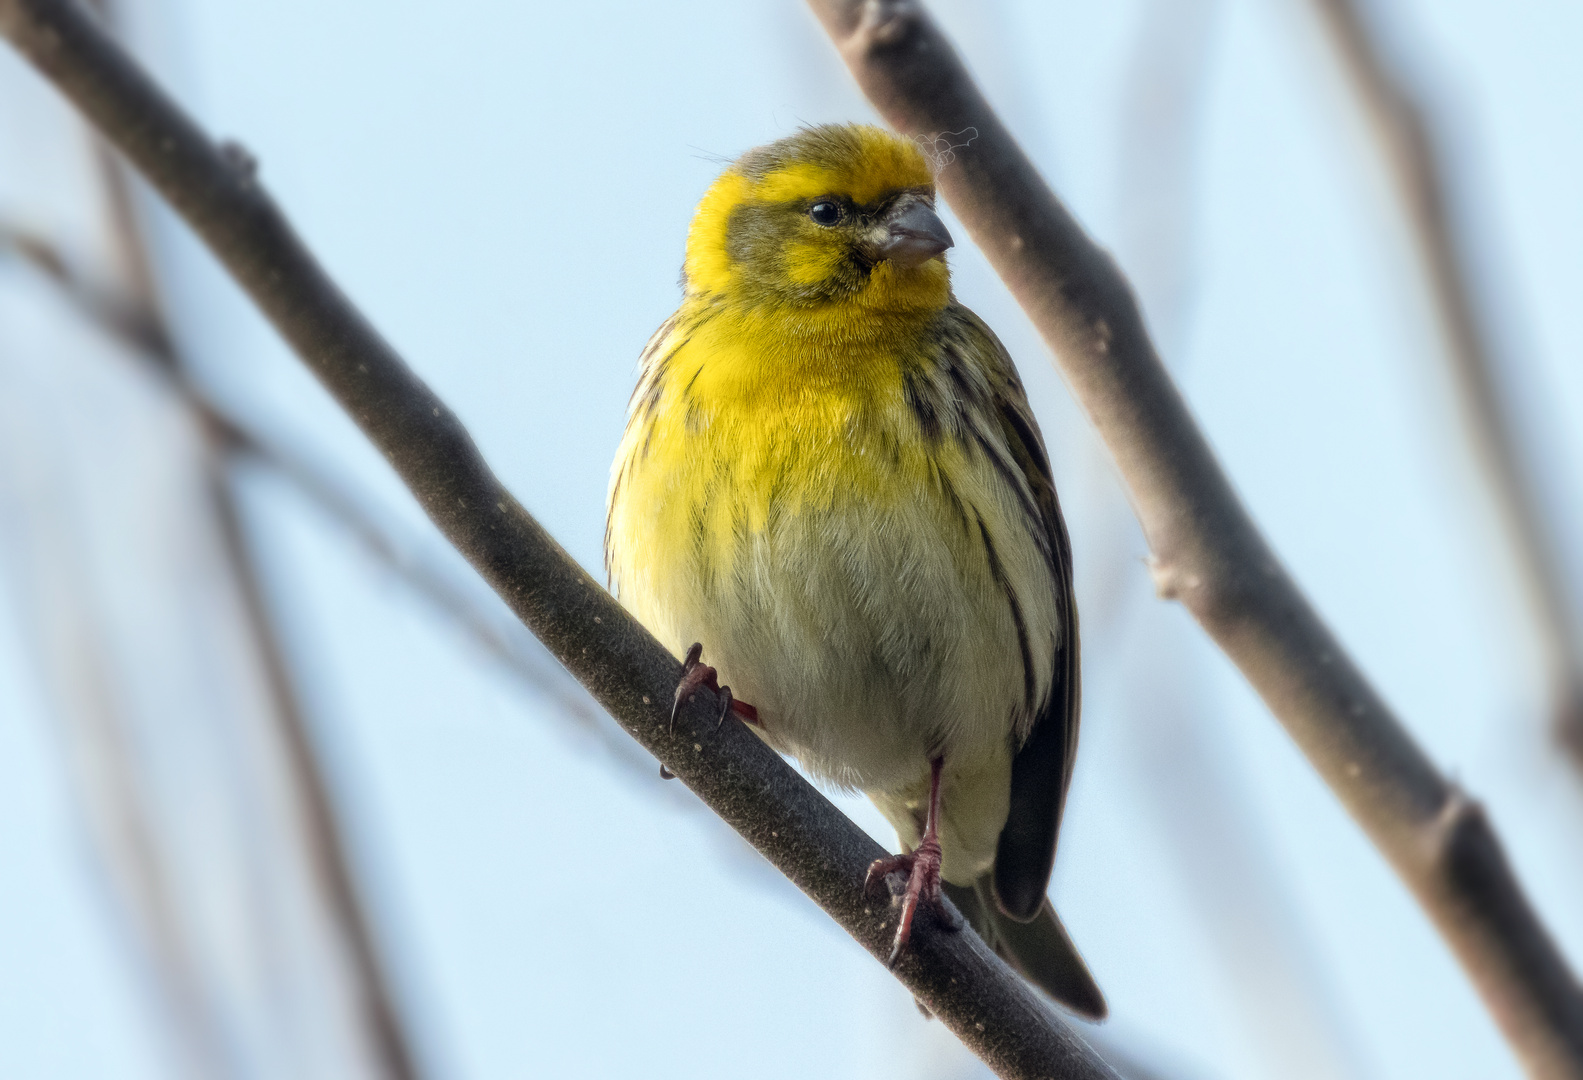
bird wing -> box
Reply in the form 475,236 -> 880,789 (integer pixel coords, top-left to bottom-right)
942,877 -> 1105,1019
952,306 -> 1082,923
605,310 -> 683,586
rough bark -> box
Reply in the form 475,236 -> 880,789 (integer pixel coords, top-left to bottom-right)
0,0 -> 1122,1075
802,1 -> 1583,1077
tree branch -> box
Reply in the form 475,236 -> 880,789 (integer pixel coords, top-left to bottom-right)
1304,0 -> 1583,766
0,1 -> 1121,1075
63,45 -> 426,1072
2,213 -> 716,817
801,1 -> 1583,1077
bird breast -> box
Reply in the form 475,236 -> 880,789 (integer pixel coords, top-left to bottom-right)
606,315 -> 1061,808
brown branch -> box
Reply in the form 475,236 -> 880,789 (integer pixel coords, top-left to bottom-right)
802,1 -> 1583,1077
23,62 -> 427,1076
210,467 -> 426,1080
0,220 -> 160,356
86,175 -> 425,1080
1,215 -> 699,811
222,432 -> 687,801
1304,0 -> 1583,764
0,1 -> 1122,1075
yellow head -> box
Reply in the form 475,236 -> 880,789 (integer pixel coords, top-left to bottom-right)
683,124 -> 953,316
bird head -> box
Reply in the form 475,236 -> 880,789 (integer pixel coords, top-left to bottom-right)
683,124 -> 954,316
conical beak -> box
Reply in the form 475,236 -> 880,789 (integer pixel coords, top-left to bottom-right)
873,200 -> 954,268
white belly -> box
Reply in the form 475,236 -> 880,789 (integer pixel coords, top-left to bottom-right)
612,474 -> 1056,881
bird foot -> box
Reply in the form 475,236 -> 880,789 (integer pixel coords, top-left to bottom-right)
669,643 -> 759,735
865,837 -> 961,966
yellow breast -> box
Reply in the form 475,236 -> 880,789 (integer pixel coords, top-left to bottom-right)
609,301 -> 936,579
606,298 -> 1061,881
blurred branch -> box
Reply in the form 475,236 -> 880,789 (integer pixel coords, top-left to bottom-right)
7,235 -> 438,1080
0,219 -> 164,358
7,76 -> 425,1080
90,148 -> 176,360
1114,0 -> 1215,357
222,427 -> 682,792
1304,0 -> 1583,761
0,2 -> 1120,1076
1112,6 -> 1369,1076
802,1 -> 1583,1078
209,466 -> 425,1080
0,216 -> 685,806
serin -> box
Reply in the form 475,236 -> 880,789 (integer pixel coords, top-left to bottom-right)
606,123 -> 1103,1019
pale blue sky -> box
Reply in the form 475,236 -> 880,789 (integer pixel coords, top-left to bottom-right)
2,1 -> 1582,1078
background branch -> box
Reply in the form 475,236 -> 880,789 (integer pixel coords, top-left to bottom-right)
801,1 -> 1583,1077
0,1 -> 1121,1076
1304,0 -> 1583,761
5,60 -> 427,1074
90,146 -> 426,1080
1,213 -> 696,811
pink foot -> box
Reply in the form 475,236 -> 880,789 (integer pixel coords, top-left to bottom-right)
865,836 -> 962,967
863,757 -> 961,965
670,642 -> 759,731
661,644 -> 762,777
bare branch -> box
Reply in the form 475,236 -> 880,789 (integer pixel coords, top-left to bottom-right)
224,433 -> 675,791
0,1 -> 1122,1075
1304,0 -> 1583,763
45,54 -> 427,1076
0,219 -> 161,358
801,1 -> 1583,1076
210,468 -> 426,1080
1,216 -> 693,810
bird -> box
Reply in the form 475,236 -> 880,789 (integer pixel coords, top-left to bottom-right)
605,123 -> 1104,1020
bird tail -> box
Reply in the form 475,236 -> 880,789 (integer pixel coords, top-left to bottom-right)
942,875 -> 1107,1021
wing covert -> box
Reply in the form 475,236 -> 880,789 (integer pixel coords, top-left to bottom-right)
951,307 -> 1081,923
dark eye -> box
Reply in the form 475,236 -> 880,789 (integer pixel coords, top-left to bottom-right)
808,200 -> 843,226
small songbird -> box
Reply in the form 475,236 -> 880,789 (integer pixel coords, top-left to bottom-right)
605,124 -> 1104,1019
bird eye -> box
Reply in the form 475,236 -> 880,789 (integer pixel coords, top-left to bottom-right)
808,200 -> 843,226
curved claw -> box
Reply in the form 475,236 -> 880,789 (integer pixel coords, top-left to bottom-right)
887,937 -> 908,970
670,643 -> 760,735
869,839 -> 948,968
669,642 -> 712,733
870,757 -> 950,967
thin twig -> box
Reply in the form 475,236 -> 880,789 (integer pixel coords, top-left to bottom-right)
90,145 -> 177,361
209,465 -> 425,1080
801,1 -> 1583,1077
1304,0 -> 1583,763
0,220 -> 160,356
0,217 -> 681,805
222,434 -> 676,790
0,1 -> 1121,1075
1113,5 -> 1369,1074
67,58 -> 427,1076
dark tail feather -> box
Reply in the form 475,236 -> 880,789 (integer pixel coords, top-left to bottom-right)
943,876 -> 1107,1021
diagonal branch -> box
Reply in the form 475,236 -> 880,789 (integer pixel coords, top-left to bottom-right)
1,214 -> 706,813
801,1 -> 1583,1077
0,1 -> 1121,1076
1304,0 -> 1583,763
45,55 -> 427,1073
0,220 -> 162,358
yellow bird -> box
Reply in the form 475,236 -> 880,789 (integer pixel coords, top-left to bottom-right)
606,123 -> 1103,1019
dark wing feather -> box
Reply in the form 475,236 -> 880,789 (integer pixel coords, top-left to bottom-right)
942,877 -> 1106,1019
953,307 -> 1081,923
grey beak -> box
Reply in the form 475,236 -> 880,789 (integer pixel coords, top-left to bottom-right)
875,201 -> 954,268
